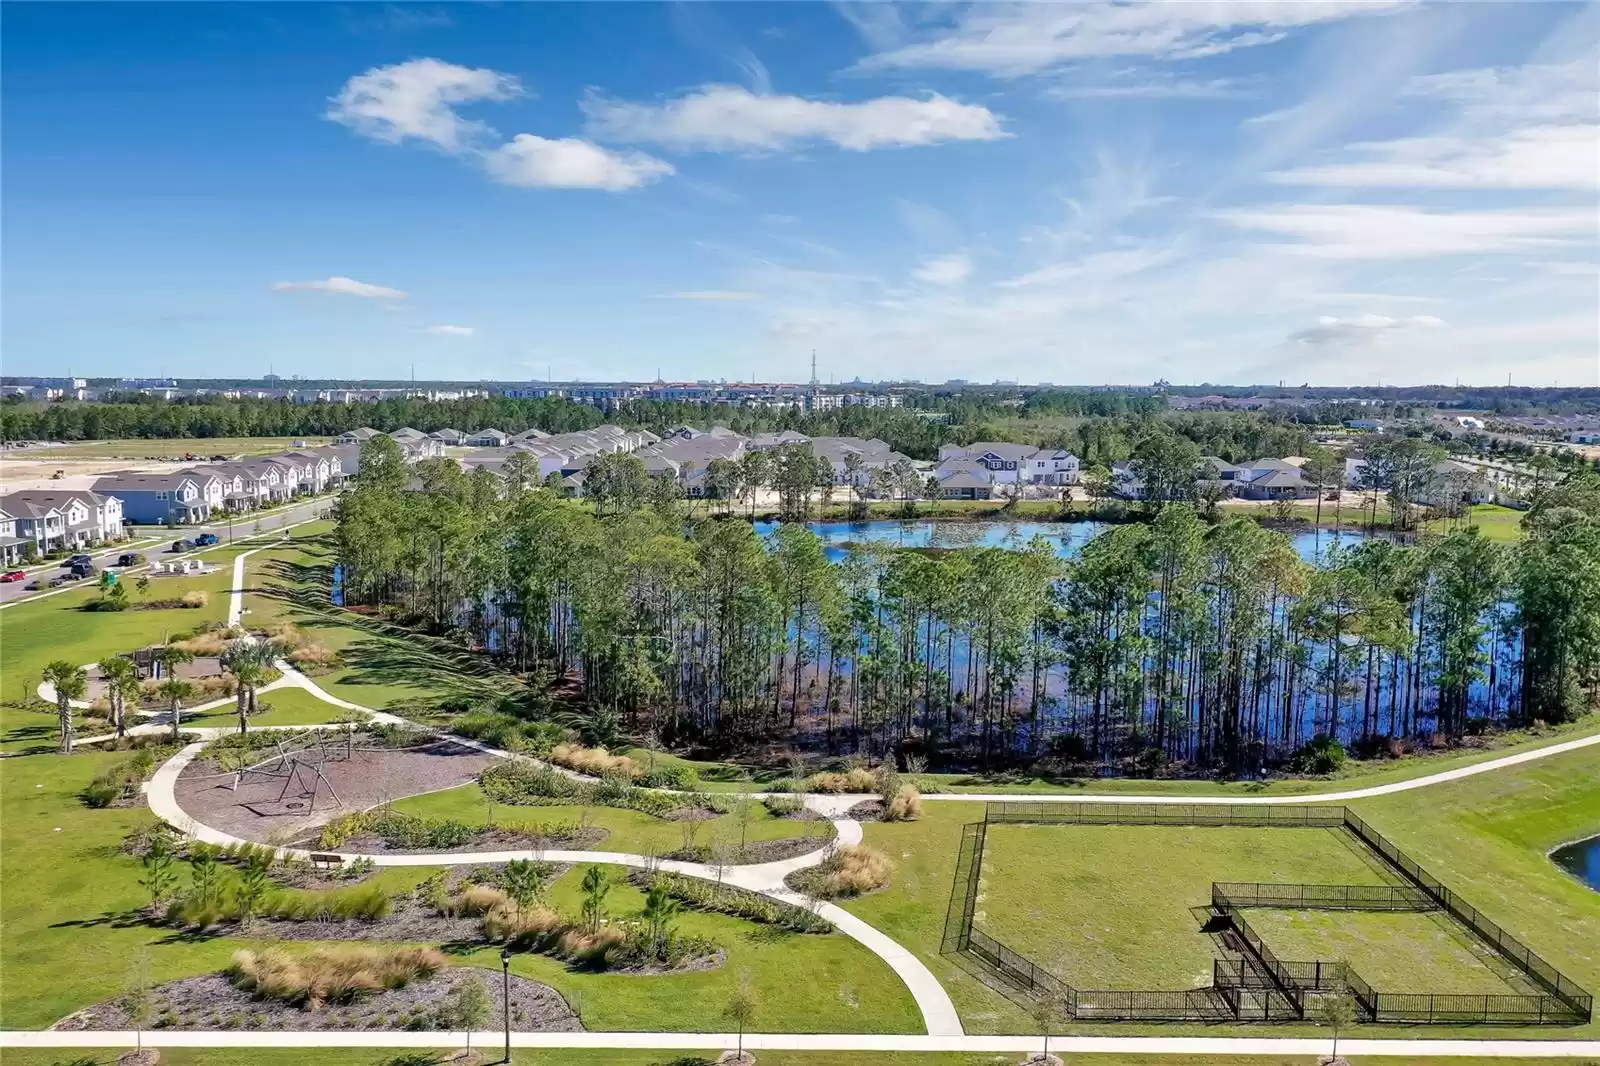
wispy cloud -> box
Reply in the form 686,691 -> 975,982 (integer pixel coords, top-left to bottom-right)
1047,76 -> 1252,101
1211,204 -> 1594,259
1289,313 -> 1444,346
853,1 -> 1408,77
583,84 -> 1005,151
424,324 -> 474,336
654,290 -> 762,301
913,253 -> 972,285
272,276 -> 407,300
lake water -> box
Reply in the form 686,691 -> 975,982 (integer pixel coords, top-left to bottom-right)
755,518 -> 1366,565
1552,835 -> 1600,892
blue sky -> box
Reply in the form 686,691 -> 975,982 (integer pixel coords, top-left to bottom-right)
3,2 -> 1596,385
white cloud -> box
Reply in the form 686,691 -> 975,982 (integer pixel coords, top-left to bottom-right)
1212,204 -> 1594,259
1047,76 -> 1251,100
484,135 -> 673,190
583,84 -> 1005,151
913,253 -> 972,285
655,290 -> 762,301
424,324 -> 474,336
326,58 -> 521,152
1289,313 -> 1444,346
854,1 -> 1407,77
272,276 -> 407,300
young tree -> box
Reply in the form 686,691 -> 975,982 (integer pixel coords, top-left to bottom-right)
235,855 -> 271,931
1028,984 -> 1074,1063
444,974 -> 491,1058
157,676 -> 195,740
640,883 -> 682,955
1315,993 -> 1357,1062
724,970 -> 759,1065
41,660 -> 87,754
124,945 -> 155,1059
580,864 -> 610,934
139,836 -> 178,910
503,858 -> 545,921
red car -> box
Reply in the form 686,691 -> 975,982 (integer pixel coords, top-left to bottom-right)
0,570 -> 26,583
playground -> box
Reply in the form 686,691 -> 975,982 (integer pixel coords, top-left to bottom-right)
172,728 -> 498,843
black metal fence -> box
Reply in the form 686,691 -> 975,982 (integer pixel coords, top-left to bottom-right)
941,802 -> 1593,1026
1213,882 -> 1437,911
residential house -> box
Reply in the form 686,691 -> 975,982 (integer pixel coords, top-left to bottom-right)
0,507 -> 26,565
510,428 -> 550,444
466,428 -> 511,447
1022,448 -> 1081,486
1230,459 -> 1313,500
938,442 -> 1043,484
234,460 -> 288,502
389,427 -> 427,442
0,490 -> 119,551
91,472 -> 219,525
276,451 -> 334,493
335,427 -> 381,444
748,430 -> 811,451
937,469 -> 993,501
1,498 -> 65,552
429,428 -> 468,445
186,466 -> 256,512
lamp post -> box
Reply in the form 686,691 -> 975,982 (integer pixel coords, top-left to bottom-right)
500,948 -> 512,1064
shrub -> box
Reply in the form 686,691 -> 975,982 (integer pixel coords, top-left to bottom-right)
884,784 -> 922,822
640,764 -> 699,791
172,630 -> 232,656
807,845 -> 892,898
318,810 -> 479,851
82,746 -> 170,807
762,793 -> 804,817
479,760 -> 726,819
450,711 -> 563,754
482,903 -> 564,947
225,946 -> 445,1008
438,884 -> 508,918
549,742 -> 643,780
807,768 -> 877,793
180,590 -> 209,609
631,870 -> 832,933
1289,734 -> 1347,776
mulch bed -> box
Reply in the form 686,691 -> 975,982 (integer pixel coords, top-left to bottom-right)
845,799 -> 885,820
666,834 -> 831,866
54,968 -> 582,1033
328,825 -> 609,855
174,737 -> 498,844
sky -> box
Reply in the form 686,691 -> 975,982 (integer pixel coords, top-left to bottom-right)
2,1 -> 1597,386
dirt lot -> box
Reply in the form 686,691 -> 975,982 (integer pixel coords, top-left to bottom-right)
174,736 -> 498,844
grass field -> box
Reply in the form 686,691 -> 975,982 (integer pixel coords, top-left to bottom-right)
1245,908 -> 1529,995
393,782 -> 832,857
175,685 -> 359,728
1423,503 -> 1527,543
976,824 -> 1396,991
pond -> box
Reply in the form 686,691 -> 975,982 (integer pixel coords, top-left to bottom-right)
1552,835 -> 1600,892
755,518 -> 1368,565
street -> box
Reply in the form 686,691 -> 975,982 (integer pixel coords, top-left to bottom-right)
0,495 -> 335,606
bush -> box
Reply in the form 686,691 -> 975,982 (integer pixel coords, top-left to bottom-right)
318,810 -> 479,851
807,768 -> 877,793
180,591 -> 209,609
82,746 -> 170,807
630,870 -> 831,933
482,902 -> 564,947
438,884 -> 508,918
1289,734 -> 1347,776
479,760 -> 727,819
450,711 -> 564,754
762,793 -> 803,817
226,946 -> 445,1008
640,764 -> 700,791
884,784 -> 922,822
549,742 -> 643,780
804,845 -> 892,898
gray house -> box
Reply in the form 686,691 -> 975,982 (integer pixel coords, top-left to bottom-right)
92,472 -> 220,525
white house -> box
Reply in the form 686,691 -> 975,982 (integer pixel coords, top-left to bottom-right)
466,428 -> 511,447
939,442 -> 1079,485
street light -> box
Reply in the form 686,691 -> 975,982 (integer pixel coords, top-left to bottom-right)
500,948 -> 512,1064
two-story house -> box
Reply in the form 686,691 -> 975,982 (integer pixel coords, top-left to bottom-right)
1,489 -> 125,546
93,472 -> 219,525
0,506 -> 26,565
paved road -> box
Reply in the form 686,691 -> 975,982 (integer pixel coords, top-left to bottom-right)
0,496 -> 334,606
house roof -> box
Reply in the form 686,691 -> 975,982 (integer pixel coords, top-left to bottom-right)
389,427 -> 426,440
93,472 -> 201,492
470,428 -> 509,438
339,427 -> 381,440
1248,470 -> 1305,488
938,470 -> 991,489
964,441 -> 1037,462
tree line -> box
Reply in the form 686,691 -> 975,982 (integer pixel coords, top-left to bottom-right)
335,436 -> 1600,776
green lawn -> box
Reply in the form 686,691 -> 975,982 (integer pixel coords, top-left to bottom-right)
1424,503 -> 1527,543
977,824 -> 1394,991
1245,908 -> 1529,995
176,685 -> 360,729
393,782 -> 832,857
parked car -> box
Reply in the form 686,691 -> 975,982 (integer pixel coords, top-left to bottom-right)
64,554 -> 93,568
170,539 -> 194,553
0,570 -> 26,583
116,552 -> 145,567
70,560 -> 96,578
193,533 -> 219,546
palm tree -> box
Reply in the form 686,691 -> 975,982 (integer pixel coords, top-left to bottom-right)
99,657 -> 143,738
42,660 -> 87,753
221,640 -> 273,734
157,677 -> 195,739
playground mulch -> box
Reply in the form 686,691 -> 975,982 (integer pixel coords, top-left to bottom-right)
173,735 -> 498,844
